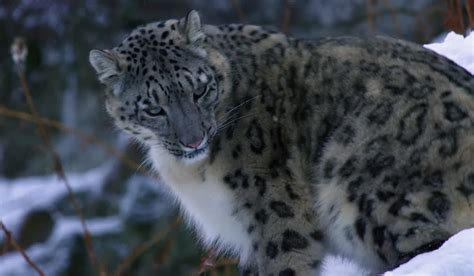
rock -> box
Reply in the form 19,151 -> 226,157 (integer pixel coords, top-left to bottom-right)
17,209 -> 55,249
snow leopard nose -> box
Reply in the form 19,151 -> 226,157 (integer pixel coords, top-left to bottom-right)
180,136 -> 204,149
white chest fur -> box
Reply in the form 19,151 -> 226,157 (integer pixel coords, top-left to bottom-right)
148,146 -> 252,261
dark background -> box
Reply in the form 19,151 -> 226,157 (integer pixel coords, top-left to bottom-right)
0,0 -> 465,275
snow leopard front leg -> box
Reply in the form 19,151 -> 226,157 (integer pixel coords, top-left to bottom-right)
246,175 -> 326,275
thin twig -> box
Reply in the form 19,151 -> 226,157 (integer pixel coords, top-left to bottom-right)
11,38 -> 106,276
466,0 -> 474,28
199,248 -> 218,274
366,0 -> 377,34
230,0 -> 246,22
0,106 -> 145,175
0,222 -> 45,276
200,256 -> 238,274
112,217 -> 181,276
382,0 -> 401,37
281,0 -> 292,34
153,231 -> 176,271
444,0 -> 465,35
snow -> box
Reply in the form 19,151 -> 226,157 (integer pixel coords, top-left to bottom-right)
385,228 -> 474,276
322,228 -> 474,276
0,162 -> 114,234
424,31 -> 474,74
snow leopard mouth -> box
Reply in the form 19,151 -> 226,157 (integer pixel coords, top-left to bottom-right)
167,145 -> 209,160
181,146 -> 208,159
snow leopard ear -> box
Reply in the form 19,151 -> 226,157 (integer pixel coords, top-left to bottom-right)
89,49 -> 122,86
184,10 -> 206,57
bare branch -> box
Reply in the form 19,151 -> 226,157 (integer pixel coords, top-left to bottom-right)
281,0 -> 292,34
230,0 -> 246,22
10,37 -> 106,276
0,222 -> 45,276
466,0 -> 474,28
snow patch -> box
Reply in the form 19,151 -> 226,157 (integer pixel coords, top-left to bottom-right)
385,228 -> 474,276
424,31 -> 474,74
0,162 -> 114,234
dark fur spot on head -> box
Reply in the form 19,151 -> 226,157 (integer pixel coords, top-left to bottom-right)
254,175 -> 267,196
339,157 -> 357,179
366,154 -> 395,178
266,241 -> 279,259
247,225 -> 255,234
334,125 -> 356,145
255,209 -> 268,224
323,159 -> 336,178
232,144 -> 242,159
281,229 -> 309,252
440,90 -> 451,98
223,169 -> 249,189
246,120 -> 266,154
279,268 -> 295,276
423,170 -> 444,188
161,31 -> 169,39
376,190 -> 395,202
309,230 -> 324,241
348,176 -> 363,201
269,201 -> 294,218
285,184 -> 300,200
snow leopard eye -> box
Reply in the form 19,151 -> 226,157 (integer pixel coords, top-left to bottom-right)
143,106 -> 165,117
193,83 -> 209,102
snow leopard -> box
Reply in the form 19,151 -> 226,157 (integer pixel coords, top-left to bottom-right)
89,10 -> 474,275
